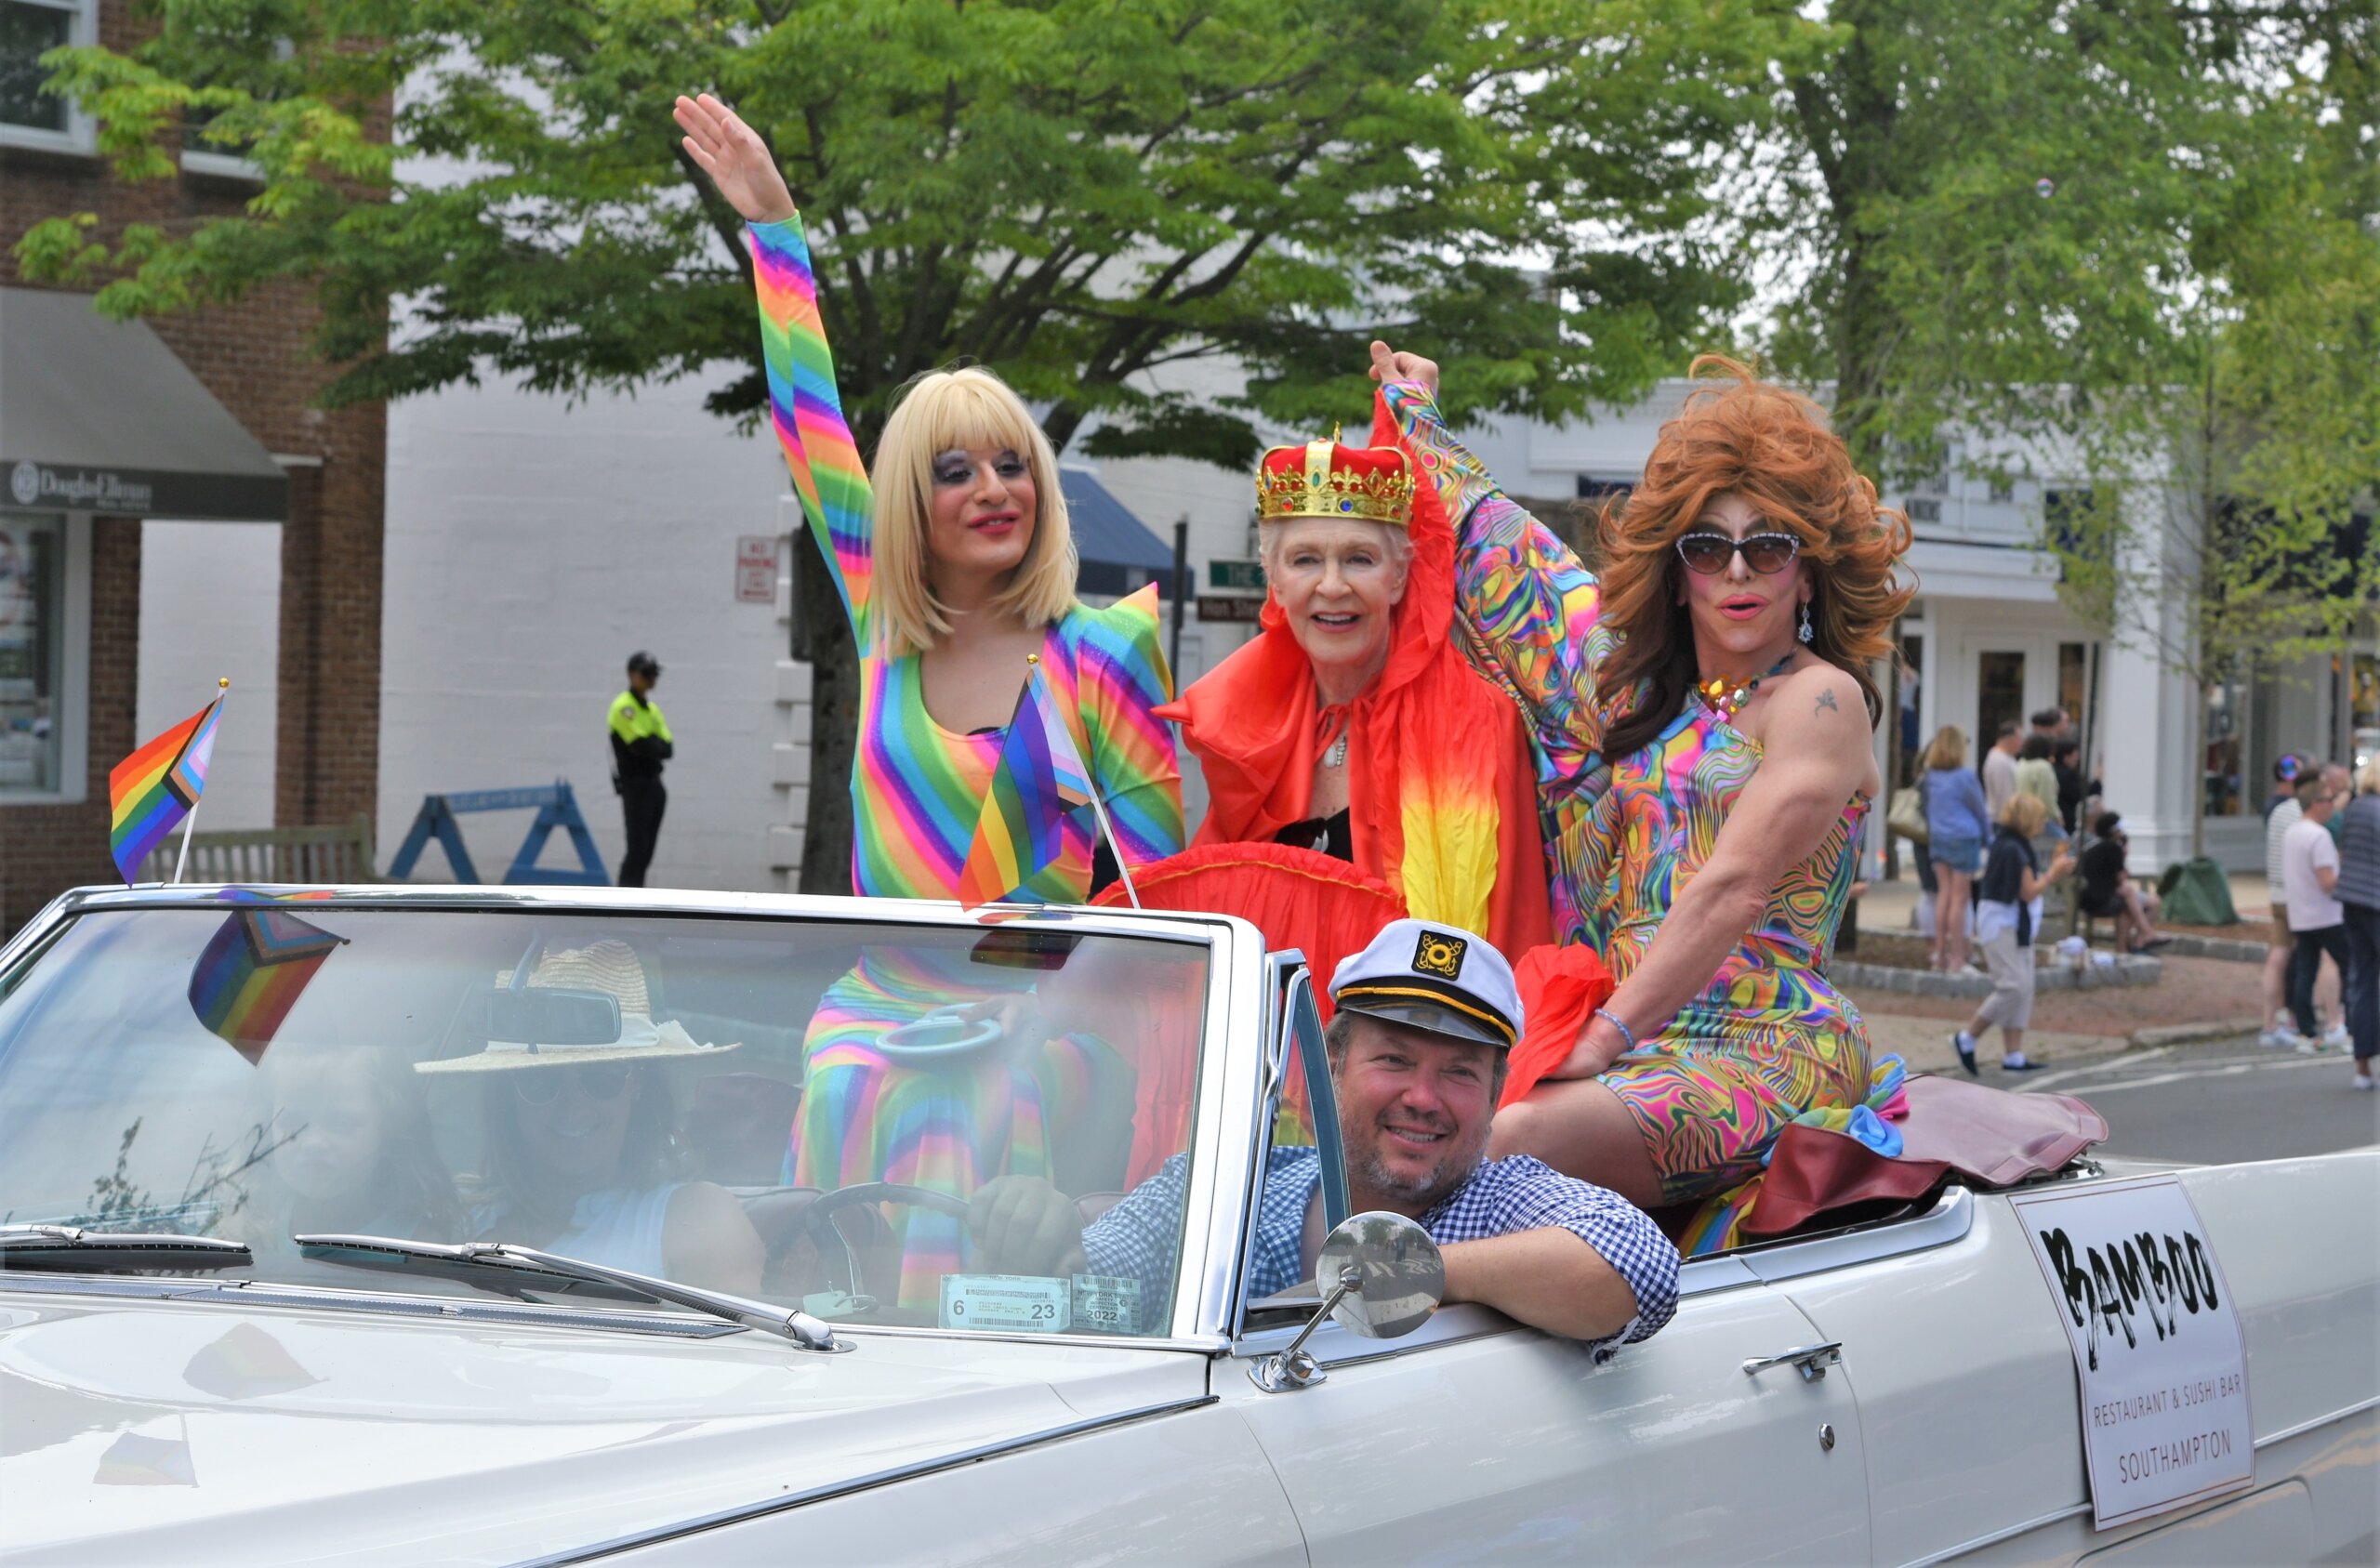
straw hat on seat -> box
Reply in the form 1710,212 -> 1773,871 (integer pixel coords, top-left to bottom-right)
416,940 -> 738,1074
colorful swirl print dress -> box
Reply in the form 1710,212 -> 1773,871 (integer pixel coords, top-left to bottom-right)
1382,378 -> 1873,1203
751,215 -> 1184,1300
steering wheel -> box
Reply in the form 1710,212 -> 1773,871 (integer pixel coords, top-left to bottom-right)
793,1181 -> 975,1311
877,1005 -> 1008,1065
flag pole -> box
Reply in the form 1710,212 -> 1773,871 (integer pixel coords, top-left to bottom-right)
171,679 -> 229,886
1081,782 -> 1142,910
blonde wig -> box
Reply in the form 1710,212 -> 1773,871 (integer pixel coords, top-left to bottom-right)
869,367 -> 1078,658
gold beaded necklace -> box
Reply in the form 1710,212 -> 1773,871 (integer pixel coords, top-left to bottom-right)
1696,655 -> 1795,723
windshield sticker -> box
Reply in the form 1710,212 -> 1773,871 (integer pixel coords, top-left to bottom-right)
1070,1273 -> 1141,1336
939,1273 -> 1070,1333
186,909 -> 346,1066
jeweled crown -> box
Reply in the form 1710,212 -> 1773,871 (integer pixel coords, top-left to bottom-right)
1254,438 -> 1416,527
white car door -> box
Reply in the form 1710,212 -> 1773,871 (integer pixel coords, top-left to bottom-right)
1225,1272 -> 1872,1563
1223,960 -> 1873,1562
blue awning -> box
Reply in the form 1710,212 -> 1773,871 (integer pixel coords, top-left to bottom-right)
1060,468 -> 1176,598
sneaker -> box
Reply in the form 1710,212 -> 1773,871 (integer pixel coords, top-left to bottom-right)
2322,1021 -> 2350,1049
2002,1056 -> 2046,1074
2137,936 -> 2174,953
1951,1031 -> 1978,1078
2291,1034 -> 2322,1055
2257,1028 -> 2294,1049
2352,1074 -> 2375,1092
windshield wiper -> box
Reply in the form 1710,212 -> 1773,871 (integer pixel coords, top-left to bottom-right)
0,1223 -> 253,1272
295,1234 -> 846,1352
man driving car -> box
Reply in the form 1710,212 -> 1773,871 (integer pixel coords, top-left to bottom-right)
970,919 -> 1679,1347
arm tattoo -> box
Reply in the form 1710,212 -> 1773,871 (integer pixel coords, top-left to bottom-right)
1815,689 -> 1840,716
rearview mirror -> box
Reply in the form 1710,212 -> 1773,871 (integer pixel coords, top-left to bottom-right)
1249,1211 -> 1445,1393
458,985 -> 623,1048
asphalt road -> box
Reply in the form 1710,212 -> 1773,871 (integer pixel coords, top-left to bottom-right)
2015,1035 -> 2380,1166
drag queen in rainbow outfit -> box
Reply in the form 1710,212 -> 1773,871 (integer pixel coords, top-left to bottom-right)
680,95 -> 1183,1303
1372,344 -> 1912,1208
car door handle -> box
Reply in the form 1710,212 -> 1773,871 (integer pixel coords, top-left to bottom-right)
1742,1341 -> 1844,1383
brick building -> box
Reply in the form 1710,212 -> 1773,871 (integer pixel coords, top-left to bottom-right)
0,0 -> 383,931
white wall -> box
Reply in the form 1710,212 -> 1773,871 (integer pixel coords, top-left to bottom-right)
381,374 -> 790,891
137,520 -> 280,831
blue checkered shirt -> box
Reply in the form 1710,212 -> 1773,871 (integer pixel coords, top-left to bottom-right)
1083,1148 -> 1678,1348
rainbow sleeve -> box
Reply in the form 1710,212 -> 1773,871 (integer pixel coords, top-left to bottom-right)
1074,584 -> 1185,866
1382,378 -> 1617,792
751,215 -> 873,638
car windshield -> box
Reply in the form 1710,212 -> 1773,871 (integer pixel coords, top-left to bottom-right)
0,904 -> 1210,1339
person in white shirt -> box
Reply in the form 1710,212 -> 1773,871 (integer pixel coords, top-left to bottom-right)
2259,758 -> 2308,1048
2281,780 -> 2348,1049
1981,720 -> 2021,824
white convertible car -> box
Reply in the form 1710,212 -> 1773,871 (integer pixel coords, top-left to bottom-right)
0,885 -> 2371,1566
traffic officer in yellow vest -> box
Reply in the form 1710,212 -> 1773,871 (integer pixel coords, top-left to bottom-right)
608,651 -> 674,887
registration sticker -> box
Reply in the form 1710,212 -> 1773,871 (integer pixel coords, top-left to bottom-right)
1070,1273 -> 1142,1336
939,1274 -> 1070,1333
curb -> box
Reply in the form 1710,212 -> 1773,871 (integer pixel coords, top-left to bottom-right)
1835,952 -> 2162,1001
2154,933 -> 2268,964
2127,1019 -> 2264,1050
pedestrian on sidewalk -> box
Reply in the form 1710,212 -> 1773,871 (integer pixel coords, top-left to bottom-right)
1952,793 -> 2073,1076
1923,726 -> 1989,973
1981,720 -> 2020,824
2280,773 -> 2350,1052
2334,755 -> 2379,1090
2259,756 -> 2308,1048
609,651 -> 674,888
2076,811 -> 2168,953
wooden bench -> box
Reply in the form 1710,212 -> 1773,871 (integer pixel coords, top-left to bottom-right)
138,814 -> 378,885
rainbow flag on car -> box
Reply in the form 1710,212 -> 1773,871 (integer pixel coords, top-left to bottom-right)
108,693 -> 224,884
955,656 -> 1096,908
186,908 -> 343,1065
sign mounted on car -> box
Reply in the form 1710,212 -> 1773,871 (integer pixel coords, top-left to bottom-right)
2010,1174 -> 2254,1531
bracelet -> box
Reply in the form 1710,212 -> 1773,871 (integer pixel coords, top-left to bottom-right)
1593,1007 -> 1637,1054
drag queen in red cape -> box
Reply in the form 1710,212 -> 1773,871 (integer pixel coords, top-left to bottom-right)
1157,402 -> 1554,959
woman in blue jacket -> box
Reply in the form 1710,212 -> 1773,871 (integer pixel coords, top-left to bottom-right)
1923,725 -> 1990,972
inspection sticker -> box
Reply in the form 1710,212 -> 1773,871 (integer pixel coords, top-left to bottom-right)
1070,1273 -> 1142,1336
939,1274 -> 1069,1333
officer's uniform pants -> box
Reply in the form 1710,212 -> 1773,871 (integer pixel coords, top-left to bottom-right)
619,776 -> 667,887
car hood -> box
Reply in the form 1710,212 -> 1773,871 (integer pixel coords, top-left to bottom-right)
0,1289 -> 1209,1566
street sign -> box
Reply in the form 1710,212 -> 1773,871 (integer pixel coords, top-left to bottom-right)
1197,596 -> 1265,624
1208,559 -> 1265,593
737,535 -> 780,604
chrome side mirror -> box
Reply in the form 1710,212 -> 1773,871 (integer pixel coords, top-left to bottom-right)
1249,1212 -> 1445,1392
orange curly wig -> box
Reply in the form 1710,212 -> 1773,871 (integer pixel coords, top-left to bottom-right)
1596,355 -> 1914,760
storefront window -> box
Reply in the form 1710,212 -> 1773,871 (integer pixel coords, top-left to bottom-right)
2352,652 -> 2377,772
0,514 -> 64,793
2202,662 -> 2248,818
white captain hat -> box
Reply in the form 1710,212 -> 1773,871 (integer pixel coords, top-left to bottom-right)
1328,918 -> 1522,1049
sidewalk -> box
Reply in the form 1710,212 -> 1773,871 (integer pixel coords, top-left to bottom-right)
1841,940 -> 2337,1072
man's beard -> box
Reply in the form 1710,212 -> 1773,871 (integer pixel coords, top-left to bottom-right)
1354,1119 -> 1492,1214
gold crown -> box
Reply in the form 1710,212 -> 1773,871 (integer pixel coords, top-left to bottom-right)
1254,438 -> 1417,527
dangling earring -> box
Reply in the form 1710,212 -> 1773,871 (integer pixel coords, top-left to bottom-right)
1798,602 -> 1815,644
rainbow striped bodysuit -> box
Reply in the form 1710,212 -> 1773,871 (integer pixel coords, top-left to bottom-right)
1384,379 -> 1872,1204
750,215 -> 1183,1299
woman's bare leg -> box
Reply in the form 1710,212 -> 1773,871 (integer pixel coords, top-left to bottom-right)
1488,1078 -> 1665,1211
1939,869 -> 1972,971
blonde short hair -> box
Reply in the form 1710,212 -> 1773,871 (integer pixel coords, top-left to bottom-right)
2357,755 -> 2380,796
1921,725 -> 1967,771
1999,792 -> 2050,837
869,367 -> 1078,659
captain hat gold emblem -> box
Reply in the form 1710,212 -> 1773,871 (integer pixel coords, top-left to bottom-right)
1412,929 -> 1467,980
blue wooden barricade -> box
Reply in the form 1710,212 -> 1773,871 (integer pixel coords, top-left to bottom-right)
386,781 -> 610,886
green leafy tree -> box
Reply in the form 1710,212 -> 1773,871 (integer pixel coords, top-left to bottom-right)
1727,0 -> 2373,843
18,0 -> 1825,888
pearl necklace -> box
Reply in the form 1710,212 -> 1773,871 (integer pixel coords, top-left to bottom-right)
1697,655 -> 1795,723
